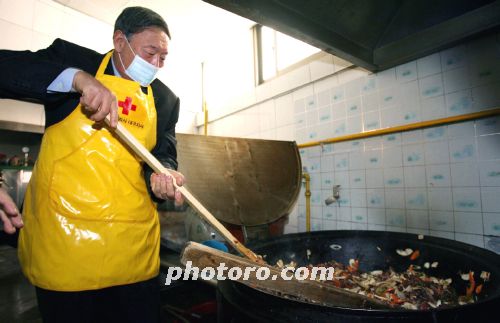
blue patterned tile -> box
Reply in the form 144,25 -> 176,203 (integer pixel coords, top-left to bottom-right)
446,90 -> 473,116
419,74 -> 444,98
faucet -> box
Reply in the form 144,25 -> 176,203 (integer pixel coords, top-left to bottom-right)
325,185 -> 340,206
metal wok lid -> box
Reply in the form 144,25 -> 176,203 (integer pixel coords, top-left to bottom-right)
175,134 -> 301,226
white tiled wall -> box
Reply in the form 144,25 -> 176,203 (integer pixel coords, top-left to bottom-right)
208,32 -> 500,254
0,0 -> 112,53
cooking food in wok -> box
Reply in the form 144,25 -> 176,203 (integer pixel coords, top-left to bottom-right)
276,249 -> 489,310
218,230 -> 500,323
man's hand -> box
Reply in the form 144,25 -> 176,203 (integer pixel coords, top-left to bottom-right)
73,71 -> 119,128
0,188 -> 23,234
150,170 -> 185,205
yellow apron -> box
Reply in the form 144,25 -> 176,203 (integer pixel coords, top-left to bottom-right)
19,51 -> 160,291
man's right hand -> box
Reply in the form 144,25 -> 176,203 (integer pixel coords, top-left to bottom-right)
0,188 -> 23,234
73,71 -> 118,128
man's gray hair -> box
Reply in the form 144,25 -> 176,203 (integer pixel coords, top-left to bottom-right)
114,6 -> 170,39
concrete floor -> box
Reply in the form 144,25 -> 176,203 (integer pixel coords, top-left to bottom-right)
0,245 -> 41,323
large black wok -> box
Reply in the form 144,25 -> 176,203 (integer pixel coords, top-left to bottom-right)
217,230 -> 500,323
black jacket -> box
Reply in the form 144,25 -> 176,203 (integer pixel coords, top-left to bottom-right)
0,38 -> 180,196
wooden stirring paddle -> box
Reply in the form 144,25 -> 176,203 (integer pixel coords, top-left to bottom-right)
182,241 -> 390,309
105,116 -> 262,263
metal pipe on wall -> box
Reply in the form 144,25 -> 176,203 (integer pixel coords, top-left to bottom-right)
298,108 -> 500,149
302,173 -> 311,232
203,102 -> 208,136
201,61 -> 208,136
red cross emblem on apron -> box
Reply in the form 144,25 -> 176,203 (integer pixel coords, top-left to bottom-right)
118,97 -> 137,115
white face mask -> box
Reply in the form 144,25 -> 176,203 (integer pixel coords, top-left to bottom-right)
118,37 -> 160,87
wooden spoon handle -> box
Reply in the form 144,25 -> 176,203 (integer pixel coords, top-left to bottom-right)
105,117 -> 261,262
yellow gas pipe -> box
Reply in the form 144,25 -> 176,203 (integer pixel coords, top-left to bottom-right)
202,61 -> 208,136
298,108 -> 500,148
203,101 -> 208,136
302,172 -> 311,232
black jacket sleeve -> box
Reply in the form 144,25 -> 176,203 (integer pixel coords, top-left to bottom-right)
150,85 -> 180,171
0,38 -> 100,105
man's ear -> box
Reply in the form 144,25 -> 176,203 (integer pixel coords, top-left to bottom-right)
113,30 -> 126,53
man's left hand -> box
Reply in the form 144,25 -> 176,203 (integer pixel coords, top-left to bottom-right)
150,170 -> 185,205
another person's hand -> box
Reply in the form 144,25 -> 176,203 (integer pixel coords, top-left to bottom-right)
0,188 -> 23,234
150,170 -> 185,205
73,70 -> 119,128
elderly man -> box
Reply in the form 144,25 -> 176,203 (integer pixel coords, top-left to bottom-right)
0,6 -> 184,322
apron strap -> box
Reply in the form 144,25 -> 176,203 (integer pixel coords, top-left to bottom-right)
96,51 -> 113,77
